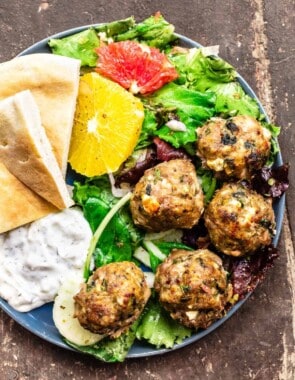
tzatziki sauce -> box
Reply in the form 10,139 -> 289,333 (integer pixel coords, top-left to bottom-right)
0,207 -> 92,312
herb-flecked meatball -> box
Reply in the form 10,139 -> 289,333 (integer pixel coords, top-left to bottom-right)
130,159 -> 204,232
74,262 -> 150,338
154,249 -> 233,329
204,183 -> 275,257
196,115 -> 272,179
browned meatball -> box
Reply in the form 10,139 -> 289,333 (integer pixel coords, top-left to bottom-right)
130,159 -> 204,232
204,183 -> 275,257
154,249 -> 233,329
74,262 -> 150,338
196,115 -> 271,179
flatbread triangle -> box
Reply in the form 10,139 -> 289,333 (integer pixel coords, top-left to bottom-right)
0,53 -> 81,232
0,53 -> 81,175
0,90 -> 73,209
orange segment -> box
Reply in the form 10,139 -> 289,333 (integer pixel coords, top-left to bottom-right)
68,72 -> 144,177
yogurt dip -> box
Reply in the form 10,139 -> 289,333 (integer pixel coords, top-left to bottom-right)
0,207 -> 92,312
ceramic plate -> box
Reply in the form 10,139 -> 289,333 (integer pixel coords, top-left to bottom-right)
0,25 -> 285,358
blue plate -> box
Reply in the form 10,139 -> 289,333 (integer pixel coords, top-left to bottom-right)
0,26 -> 285,358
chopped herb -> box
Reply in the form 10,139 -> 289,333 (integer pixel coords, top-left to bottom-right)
244,141 -> 255,149
180,284 -> 191,293
221,133 -> 237,145
145,184 -> 152,195
225,121 -> 239,132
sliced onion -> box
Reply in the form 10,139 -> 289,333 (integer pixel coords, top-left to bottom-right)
108,172 -> 131,198
133,246 -> 151,268
144,272 -> 155,288
166,119 -> 187,132
143,240 -> 167,261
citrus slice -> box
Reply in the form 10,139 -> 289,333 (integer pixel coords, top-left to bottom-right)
95,41 -> 178,94
68,72 -> 144,177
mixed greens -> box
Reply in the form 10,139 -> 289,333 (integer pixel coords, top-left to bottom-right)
48,13 -> 287,362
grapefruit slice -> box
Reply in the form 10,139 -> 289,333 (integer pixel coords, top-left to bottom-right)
68,72 -> 144,177
95,41 -> 178,94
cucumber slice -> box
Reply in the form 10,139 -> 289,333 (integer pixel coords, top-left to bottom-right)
53,276 -> 104,346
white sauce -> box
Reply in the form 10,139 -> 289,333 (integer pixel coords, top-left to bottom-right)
0,207 -> 92,312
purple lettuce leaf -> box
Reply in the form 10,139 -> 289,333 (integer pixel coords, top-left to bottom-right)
251,164 -> 289,198
227,245 -> 279,299
115,137 -> 191,186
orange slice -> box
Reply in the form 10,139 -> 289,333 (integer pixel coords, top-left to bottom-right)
68,72 -> 144,177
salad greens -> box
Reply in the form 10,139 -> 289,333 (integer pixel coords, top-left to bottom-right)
262,122 -> 281,165
209,82 -> 260,118
135,109 -> 158,150
48,13 -> 282,362
66,320 -> 139,363
49,28 -> 100,67
142,83 -> 216,152
136,296 -> 192,348
196,167 -> 218,203
94,16 -> 136,37
169,47 -> 237,91
114,12 -> 177,49
73,178 -> 141,279
141,240 -> 194,272
48,13 -> 176,68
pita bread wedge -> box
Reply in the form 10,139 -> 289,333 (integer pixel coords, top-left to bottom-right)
0,162 -> 57,234
0,53 -> 81,176
0,90 -> 73,209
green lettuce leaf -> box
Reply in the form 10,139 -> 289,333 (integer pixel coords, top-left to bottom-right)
147,82 -> 216,121
144,83 -> 215,150
82,197 -> 109,232
148,241 -> 193,272
261,122 -> 281,166
209,82 -> 260,118
94,17 -> 135,37
135,109 -> 158,150
136,298 -> 192,348
170,48 -> 237,91
65,320 -> 138,363
197,167 -> 218,203
94,205 -> 142,267
115,13 -> 177,49
49,28 -> 100,66
73,178 -> 142,268
154,110 -> 198,150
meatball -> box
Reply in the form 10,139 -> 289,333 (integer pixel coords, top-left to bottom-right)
74,262 -> 150,338
196,115 -> 272,179
130,159 -> 204,232
204,182 -> 275,257
154,249 -> 233,329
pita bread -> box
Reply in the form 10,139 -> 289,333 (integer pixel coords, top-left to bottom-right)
0,90 -> 73,209
0,163 -> 57,233
0,53 -> 81,176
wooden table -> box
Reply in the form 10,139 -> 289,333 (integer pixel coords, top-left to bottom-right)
0,1 -> 294,379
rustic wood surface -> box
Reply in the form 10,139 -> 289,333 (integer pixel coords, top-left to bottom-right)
0,1 -> 294,379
